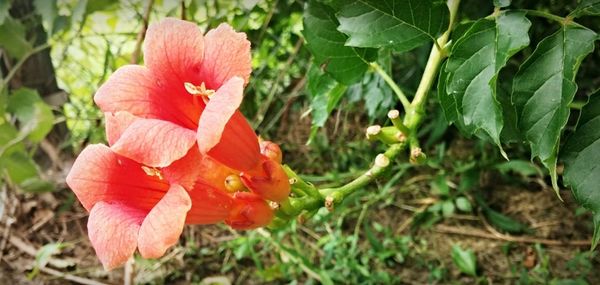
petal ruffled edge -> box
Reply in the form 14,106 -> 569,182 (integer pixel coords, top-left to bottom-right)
105,111 -> 138,146
197,77 -> 245,154
94,65 -> 159,117
137,184 -> 191,258
143,18 -> 204,86
200,23 -> 252,89
112,118 -> 196,168
87,202 -> 145,270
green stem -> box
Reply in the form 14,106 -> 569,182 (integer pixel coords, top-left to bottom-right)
517,9 -> 570,24
285,0 -> 461,215
370,62 -> 411,111
404,0 -> 460,130
0,43 -> 51,93
320,143 -> 405,203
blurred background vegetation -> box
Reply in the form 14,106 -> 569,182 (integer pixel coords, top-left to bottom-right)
0,0 -> 599,284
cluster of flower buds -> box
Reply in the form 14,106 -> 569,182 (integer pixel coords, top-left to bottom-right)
66,18 -> 290,270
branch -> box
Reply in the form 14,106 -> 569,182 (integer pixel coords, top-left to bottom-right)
0,43 -> 51,92
130,0 -> 155,64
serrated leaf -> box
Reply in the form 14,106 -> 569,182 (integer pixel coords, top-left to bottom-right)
7,88 -> 55,142
451,245 -> 477,276
570,0 -> 600,17
561,92 -> 600,249
302,0 -> 376,84
444,11 -> 531,157
512,25 -> 596,193
307,65 -> 348,143
337,0 -> 449,52
0,17 -> 32,59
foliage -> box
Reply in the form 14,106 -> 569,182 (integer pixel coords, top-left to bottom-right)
1,0 -> 600,283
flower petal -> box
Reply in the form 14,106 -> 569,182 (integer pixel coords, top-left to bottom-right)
95,64 -> 202,130
185,182 -> 235,224
66,144 -> 169,212
199,23 -> 252,89
105,111 -> 138,146
137,184 -> 191,259
87,202 -> 145,270
206,110 -> 261,171
240,157 -> 291,202
163,146 -> 237,191
143,18 -> 204,88
112,118 -> 196,168
225,192 -> 273,230
197,77 -> 244,153
196,77 -> 260,171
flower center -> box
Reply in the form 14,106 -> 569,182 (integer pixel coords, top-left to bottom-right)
141,165 -> 163,180
184,82 -> 215,98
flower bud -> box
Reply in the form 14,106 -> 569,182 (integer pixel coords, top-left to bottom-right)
226,192 -> 274,230
240,157 -> 291,202
259,140 -> 283,163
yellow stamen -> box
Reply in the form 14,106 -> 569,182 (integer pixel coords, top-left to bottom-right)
184,82 -> 215,98
141,166 -> 163,180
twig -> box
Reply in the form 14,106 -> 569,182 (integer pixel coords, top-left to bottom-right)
40,267 -> 108,285
0,43 -> 51,92
124,257 -> 134,285
130,0 -> 155,64
0,186 -> 16,261
434,224 -> 591,247
370,62 -> 411,111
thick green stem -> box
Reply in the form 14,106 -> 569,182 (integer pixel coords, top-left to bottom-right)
320,143 -> 405,202
284,0 -> 461,216
405,0 -> 460,130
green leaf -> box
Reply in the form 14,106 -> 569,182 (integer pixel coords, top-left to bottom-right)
484,207 -> 529,234
7,88 -> 55,142
2,150 -> 38,185
570,0 -> 600,17
512,25 -> 596,193
307,65 -> 348,143
337,0 -> 449,52
34,0 -> 58,35
442,200 -> 455,217
0,17 -> 33,59
451,245 -> 477,276
561,92 -> 600,249
476,193 -> 529,233
444,11 -> 531,157
20,177 -> 55,193
455,196 -> 472,212
0,0 -> 9,25
35,242 -> 65,268
493,0 -> 511,7
302,0 -> 376,84
494,160 -> 543,177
